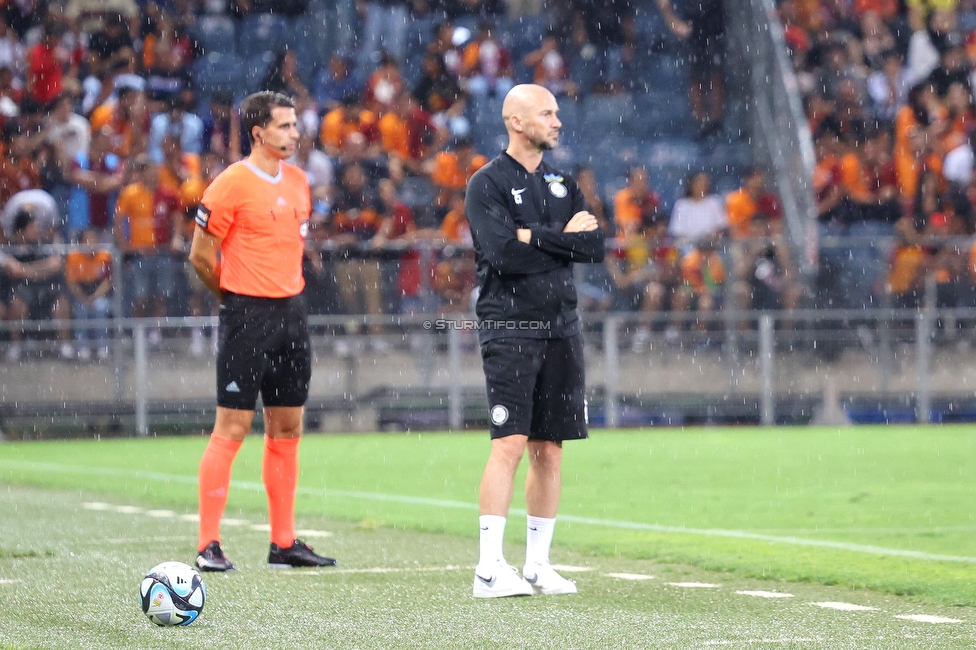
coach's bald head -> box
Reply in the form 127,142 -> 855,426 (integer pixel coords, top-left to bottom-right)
502,84 -> 561,155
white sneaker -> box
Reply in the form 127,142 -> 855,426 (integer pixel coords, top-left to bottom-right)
472,561 -> 534,598
5,342 -> 21,362
148,328 -> 163,348
59,342 -> 75,359
76,346 -> 92,361
370,338 -> 391,354
522,562 -> 578,595
97,346 -> 111,360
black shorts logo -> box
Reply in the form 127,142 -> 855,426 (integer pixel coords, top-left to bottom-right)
490,404 -> 509,426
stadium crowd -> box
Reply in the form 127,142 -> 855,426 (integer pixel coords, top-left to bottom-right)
0,0 -> 813,362
780,0 -> 976,314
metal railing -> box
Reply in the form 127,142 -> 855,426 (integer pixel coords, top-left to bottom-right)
0,299 -> 973,437
726,0 -> 819,279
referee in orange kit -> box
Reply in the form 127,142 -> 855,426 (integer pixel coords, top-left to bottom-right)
188,91 -> 336,571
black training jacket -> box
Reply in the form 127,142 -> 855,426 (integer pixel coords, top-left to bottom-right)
465,152 -> 606,343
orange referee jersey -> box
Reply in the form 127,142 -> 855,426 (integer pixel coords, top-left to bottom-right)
197,161 -> 311,298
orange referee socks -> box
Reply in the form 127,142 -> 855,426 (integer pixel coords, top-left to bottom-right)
197,434 -> 243,551
263,435 -> 300,548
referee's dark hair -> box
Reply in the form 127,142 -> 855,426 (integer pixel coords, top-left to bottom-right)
241,91 -> 295,146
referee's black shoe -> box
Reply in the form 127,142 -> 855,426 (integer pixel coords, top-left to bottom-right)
268,539 -> 337,568
196,541 -> 236,572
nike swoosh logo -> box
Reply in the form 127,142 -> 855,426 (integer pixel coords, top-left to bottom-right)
528,527 -> 538,531
476,573 -> 496,587
524,573 -> 538,584
480,527 -> 489,531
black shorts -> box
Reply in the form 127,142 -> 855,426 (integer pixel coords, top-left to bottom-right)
216,292 -> 311,410
480,335 -> 588,442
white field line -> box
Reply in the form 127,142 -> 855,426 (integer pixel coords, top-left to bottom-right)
735,590 -> 795,599
282,565 -> 470,576
0,579 -> 22,584
703,639 -> 820,646
606,573 -> 654,580
811,602 -> 879,611
668,582 -> 721,588
7,460 -> 976,565
895,614 -> 963,624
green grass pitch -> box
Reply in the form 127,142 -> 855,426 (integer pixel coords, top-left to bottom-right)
1,425 -> 976,648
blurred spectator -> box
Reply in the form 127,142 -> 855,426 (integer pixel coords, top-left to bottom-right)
314,52 -> 360,113
668,171 -> 728,249
289,130 -> 334,219
90,85 -> 150,158
887,213 -> 927,307
67,126 -> 123,241
2,188 -> 59,235
201,91 -> 239,160
606,204 -> 678,350
363,51 -> 403,114
658,0 -> 724,136
378,91 -> 445,174
44,93 -> 90,166
906,8 -> 960,86
86,12 -> 134,79
149,92 -> 204,161
438,190 -> 472,244
432,247 -> 475,314
428,20 -> 464,78
143,20 -> 194,106
726,166 -> 782,241
2,209 -> 72,361
373,178 -> 429,315
461,20 -> 514,98
261,49 -> 311,103
523,31 -> 578,99
613,166 -> 663,234
427,135 -> 487,209
867,49 -> 910,123
177,151 -> 222,356
158,134 -> 201,197
3,0 -> 44,40
0,17 -> 25,84
319,95 -> 380,158
331,162 -> 386,342
357,0 -> 409,74
575,166 -> 614,313
413,52 -> 462,116
673,240 -> 725,334
113,157 -> 180,340
0,122 -> 41,205
25,21 -> 69,113
65,226 -> 112,360
733,213 -> 803,313
575,0 -> 636,94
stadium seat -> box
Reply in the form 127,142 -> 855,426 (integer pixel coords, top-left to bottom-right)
244,51 -> 277,93
238,14 -> 291,59
555,98 -> 581,145
505,14 -> 548,62
192,52 -> 247,101
188,15 -> 236,56
581,93 -> 636,138
643,140 -> 701,169
578,135 -> 639,189
291,14 -> 334,83
470,95 -> 506,155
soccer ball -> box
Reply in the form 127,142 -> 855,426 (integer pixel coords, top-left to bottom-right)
139,561 -> 206,626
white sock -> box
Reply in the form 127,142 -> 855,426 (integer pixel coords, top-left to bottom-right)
525,515 -> 556,566
478,515 -> 507,567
